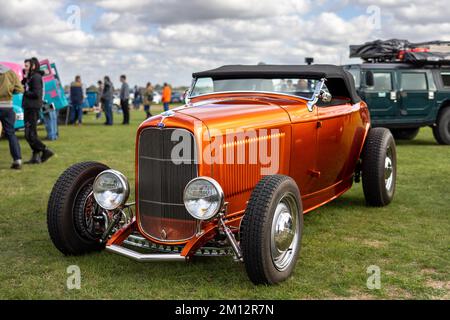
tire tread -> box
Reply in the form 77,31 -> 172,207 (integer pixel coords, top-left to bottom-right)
241,175 -> 301,284
362,128 -> 396,206
433,107 -> 450,145
47,161 -> 108,255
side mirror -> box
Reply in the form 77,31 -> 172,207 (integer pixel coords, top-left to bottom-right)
184,89 -> 191,104
365,71 -> 374,87
319,90 -> 332,103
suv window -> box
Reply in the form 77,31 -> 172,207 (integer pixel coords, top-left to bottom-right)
441,72 -> 450,87
401,73 -> 427,90
347,68 -> 360,89
367,72 -> 392,91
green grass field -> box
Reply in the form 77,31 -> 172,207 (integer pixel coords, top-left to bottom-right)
0,107 -> 449,300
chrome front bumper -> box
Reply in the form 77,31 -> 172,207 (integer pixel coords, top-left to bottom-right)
106,233 -> 234,262
105,245 -> 186,262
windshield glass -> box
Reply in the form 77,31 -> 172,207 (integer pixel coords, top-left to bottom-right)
190,77 -> 322,99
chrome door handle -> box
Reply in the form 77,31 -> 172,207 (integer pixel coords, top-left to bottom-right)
428,91 -> 435,100
390,91 -> 397,100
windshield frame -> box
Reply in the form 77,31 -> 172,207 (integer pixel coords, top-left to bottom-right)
188,77 -> 325,102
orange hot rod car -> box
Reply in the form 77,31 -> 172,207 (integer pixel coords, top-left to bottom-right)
47,65 -> 397,285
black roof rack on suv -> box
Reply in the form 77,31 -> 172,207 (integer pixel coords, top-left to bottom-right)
350,39 -> 450,66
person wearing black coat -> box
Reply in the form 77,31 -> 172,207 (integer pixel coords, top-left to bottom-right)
22,57 -> 54,164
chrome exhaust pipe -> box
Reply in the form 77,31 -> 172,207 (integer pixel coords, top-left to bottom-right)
106,245 -> 186,262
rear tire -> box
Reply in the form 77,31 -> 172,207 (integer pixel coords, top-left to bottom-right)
362,128 -> 397,206
47,162 -> 109,255
433,107 -> 450,145
240,175 -> 303,285
391,127 -> 419,140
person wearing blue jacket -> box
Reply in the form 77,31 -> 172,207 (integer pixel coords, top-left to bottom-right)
102,76 -> 114,125
69,75 -> 85,125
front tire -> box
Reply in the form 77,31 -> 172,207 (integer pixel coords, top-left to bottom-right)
362,128 -> 397,206
433,107 -> 450,145
240,175 -> 303,285
391,127 -> 419,140
47,162 -> 109,255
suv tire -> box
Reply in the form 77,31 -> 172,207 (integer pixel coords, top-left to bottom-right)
433,107 -> 450,145
391,128 -> 419,140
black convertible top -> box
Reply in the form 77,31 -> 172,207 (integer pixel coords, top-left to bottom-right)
194,64 -> 346,79
192,64 -> 361,103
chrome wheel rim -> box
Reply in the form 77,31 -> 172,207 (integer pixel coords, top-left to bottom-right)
83,191 -> 96,232
270,193 -> 299,271
384,146 -> 394,191
81,189 -> 104,237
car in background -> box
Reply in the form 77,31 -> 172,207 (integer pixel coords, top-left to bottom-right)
345,63 -> 450,145
152,91 -> 162,104
111,93 -> 135,113
346,39 -> 450,144
40,59 -> 69,111
112,93 -> 123,114
171,91 -> 183,103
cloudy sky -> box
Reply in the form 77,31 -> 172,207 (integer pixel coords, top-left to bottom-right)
1,0 -> 449,87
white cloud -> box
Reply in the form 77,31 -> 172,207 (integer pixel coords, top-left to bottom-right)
1,0 -> 449,88
94,0 -> 312,23
0,0 -> 61,28
346,0 -> 450,24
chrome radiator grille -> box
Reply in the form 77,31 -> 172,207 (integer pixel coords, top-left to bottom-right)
138,128 -> 198,242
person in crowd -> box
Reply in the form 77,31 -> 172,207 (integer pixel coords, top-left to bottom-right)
119,75 -> 130,125
297,79 -> 309,91
0,63 -> 24,169
22,57 -> 54,164
162,82 -> 172,112
143,82 -> 154,119
102,76 -> 114,125
69,75 -> 85,125
286,79 -> 295,92
95,80 -> 103,119
133,85 -> 141,110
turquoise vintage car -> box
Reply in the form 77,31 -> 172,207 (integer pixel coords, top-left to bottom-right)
12,93 -> 25,129
40,59 -> 69,111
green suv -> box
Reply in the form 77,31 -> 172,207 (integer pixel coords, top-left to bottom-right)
344,63 -> 450,144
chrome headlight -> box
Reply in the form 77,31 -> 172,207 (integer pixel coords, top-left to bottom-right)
183,177 -> 224,220
93,169 -> 130,210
